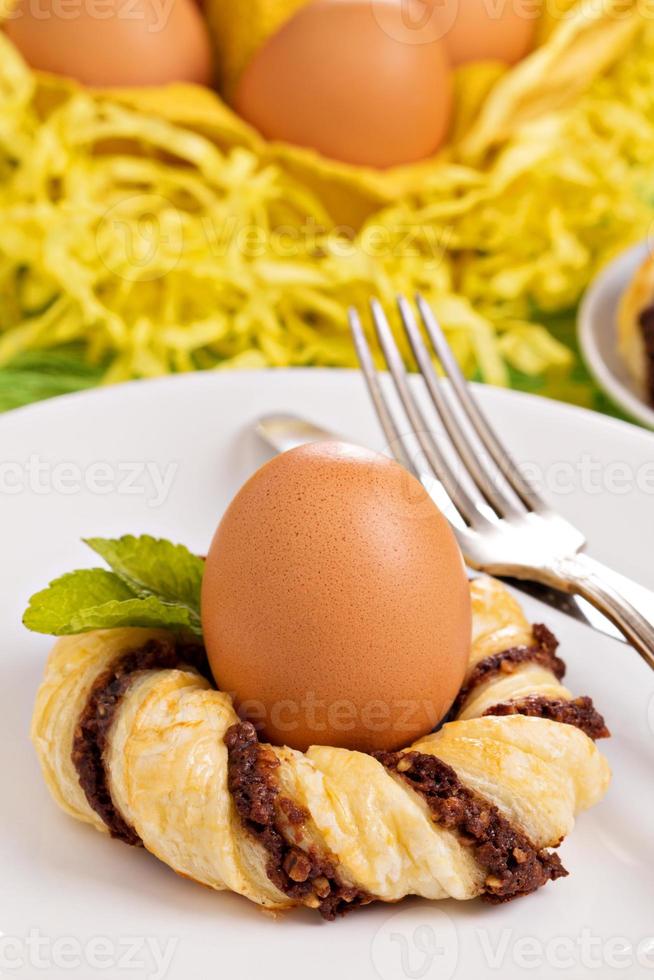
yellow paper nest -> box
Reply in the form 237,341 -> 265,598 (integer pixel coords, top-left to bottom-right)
0,0 -> 653,392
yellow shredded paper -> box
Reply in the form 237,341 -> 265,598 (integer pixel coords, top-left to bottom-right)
1,2 -> 654,396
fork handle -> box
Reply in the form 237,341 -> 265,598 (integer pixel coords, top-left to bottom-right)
550,554 -> 654,671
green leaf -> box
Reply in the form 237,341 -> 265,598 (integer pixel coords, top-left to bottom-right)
83,535 -> 204,613
23,565 -> 203,636
24,568 -> 135,634
67,596 -> 202,635
0,346 -> 105,412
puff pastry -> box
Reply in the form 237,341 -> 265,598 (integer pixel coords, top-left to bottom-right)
618,251 -> 654,403
31,576 -> 611,920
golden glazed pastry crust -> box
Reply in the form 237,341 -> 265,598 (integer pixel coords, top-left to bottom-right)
618,252 -> 654,396
31,577 -> 611,918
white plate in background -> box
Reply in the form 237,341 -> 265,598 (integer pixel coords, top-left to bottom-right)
1,369 -> 654,980
578,239 -> 654,428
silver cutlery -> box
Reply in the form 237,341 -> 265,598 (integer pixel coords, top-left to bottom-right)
349,295 -> 654,669
257,294 -> 654,669
256,413 -> 626,643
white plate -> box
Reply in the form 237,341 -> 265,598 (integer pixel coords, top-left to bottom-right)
2,370 -> 654,980
578,240 -> 654,429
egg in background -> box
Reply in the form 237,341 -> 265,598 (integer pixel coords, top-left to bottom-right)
4,0 -> 213,87
235,0 -> 454,168
428,0 -> 539,66
202,442 -> 472,753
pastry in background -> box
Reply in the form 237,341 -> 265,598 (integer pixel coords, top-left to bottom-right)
617,252 -> 654,404
235,0 -> 454,168
4,0 -> 213,87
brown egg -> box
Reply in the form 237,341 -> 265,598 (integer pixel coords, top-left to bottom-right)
234,0 -> 453,169
202,442 -> 471,753
4,0 -> 213,88
428,0 -> 538,66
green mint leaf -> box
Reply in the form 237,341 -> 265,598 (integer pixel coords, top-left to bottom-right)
23,566 -> 202,636
66,596 -> 201,635
23,568 -> 135,634
83,535 -> 204,613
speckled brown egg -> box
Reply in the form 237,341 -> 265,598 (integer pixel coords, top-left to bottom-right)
201,442 -> 471,753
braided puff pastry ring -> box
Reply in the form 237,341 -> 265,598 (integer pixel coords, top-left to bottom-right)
32,576 -> 610,920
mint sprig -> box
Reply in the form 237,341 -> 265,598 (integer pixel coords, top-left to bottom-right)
23,536 -> 204,637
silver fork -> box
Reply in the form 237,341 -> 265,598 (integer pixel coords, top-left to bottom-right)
348,294 -> 654,671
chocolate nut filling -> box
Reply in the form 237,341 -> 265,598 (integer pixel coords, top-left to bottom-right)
72,636 -> 208,845
638,304 -> 654,404
375,749 -> 567,903
225,722 -> 372,920
451,624 -> 565,717
484,695 -> 610,741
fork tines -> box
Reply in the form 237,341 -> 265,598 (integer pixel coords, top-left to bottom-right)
348,295 -> 547,531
